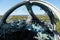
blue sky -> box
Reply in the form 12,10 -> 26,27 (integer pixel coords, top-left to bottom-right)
0,0 -> 60,15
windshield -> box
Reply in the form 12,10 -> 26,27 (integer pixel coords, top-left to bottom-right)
0,0 -> 60,33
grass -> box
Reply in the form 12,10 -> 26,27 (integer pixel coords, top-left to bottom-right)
0,15 -> 60,33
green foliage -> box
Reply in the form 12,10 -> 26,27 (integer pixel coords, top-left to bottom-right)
0,15 -> 60,33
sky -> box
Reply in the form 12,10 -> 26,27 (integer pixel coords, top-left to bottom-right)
0,0 -> 60,15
